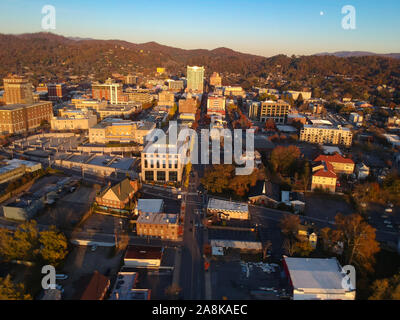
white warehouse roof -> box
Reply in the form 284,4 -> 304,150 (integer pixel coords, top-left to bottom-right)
284,257 -> 355,293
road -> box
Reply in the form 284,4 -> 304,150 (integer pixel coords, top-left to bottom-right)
249,204 -> 400,249
179,93 -> 208,300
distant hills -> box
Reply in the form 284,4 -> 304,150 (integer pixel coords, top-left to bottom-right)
0,32 -> 399,86
315,51 -> 400,60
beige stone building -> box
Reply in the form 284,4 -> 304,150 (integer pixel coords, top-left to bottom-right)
207,198 -> 249,220
97,104 -> 141,119
260,100 -> 291,124
300,125 -> 353,147
89,119 -> 155,145
223,86 -> 246,98
311,161 -> 337,192
210,72 -> 222,87
51,110 -> 98,130
178,94 -> 198,114
158,91 -> 175,107
126,91 -> 154,104
71,99 -> 108,111
141,142 -> 185,183
3,75 -> 34,105
168,80 -> 184,92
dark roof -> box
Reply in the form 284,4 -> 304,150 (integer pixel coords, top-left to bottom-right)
125,245 -> 163,260
248,180 -> 265,197
248,180 -> 280,202
80,271 -> 110,300
208,228 -> 259,242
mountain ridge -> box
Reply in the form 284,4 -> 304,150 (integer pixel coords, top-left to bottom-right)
3,32 -> 399,60
1,32 -> 399,88
315,51 -> 400,59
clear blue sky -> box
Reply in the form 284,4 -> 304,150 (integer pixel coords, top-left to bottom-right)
1,0 -> 400,56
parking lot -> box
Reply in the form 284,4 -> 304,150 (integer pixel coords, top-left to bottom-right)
59,245 -> 124,300
304,193 -> 353,222
36,185 -> 96,229
365,202 -> 400,233
83,213 -> 128,234
209,250 -> 287,300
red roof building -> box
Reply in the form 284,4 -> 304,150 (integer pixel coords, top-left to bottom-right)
124,245 -> 163,268
311,161 -> 337,192
313,153 -> 355,175
80,271 -> 110,300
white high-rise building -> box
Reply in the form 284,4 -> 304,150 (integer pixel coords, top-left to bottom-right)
186,66 -> 205,93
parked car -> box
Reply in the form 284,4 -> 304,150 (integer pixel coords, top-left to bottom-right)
56,274 -> 68,280
91,244 -> 98,252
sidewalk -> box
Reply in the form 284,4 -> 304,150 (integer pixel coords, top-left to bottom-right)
172,246 -> 182,286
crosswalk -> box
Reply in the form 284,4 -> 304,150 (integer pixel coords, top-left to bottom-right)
185,200 -> 203,205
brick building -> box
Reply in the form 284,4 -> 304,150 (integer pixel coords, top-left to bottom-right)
0,101 -> 53,134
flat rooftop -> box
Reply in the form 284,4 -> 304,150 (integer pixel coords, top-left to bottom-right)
284,257 -> 355,293
207,198 -> 248,213
136,199 -> 164,213
68,154 -> 92,163
108,158 -> 135,170
137,212 -> 178,225
109,272 -> 138,300
125,245 -> 163,260
303,124 -> 351,131
0,101 -> 50,110
87,155 -> 114,166
5,159 -> 40,168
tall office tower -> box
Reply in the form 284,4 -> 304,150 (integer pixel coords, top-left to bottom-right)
186,66 -> 205,93
3,75 -> 34,105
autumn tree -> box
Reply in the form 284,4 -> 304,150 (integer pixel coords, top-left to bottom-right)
270,145 -> 301,176
38,226 -> 69,266
321,214 -> 380,273
0,275 -> 32,300
280,214 -> 301,237
0,221 -> 39,262
0,223 -> 68,265
265,119 -> 276,131
201,165 -> 260,197
369,273 -> 400,300
293,241 -> 315,257
201,164 -> 233,194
